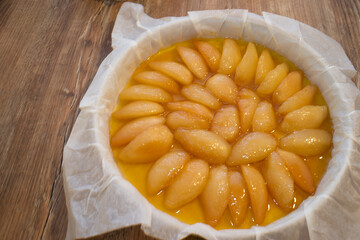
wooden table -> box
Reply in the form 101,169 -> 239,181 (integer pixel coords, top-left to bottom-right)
0,0 -> 359,239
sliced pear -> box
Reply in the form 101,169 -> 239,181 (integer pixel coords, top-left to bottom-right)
171,141 -> 184,151
133,71 -> 180,93
194,41 -> 221,72
149,61 -> 193,85
227,132 -> 277,166
263,152 -> 294,209
119,84 -> 172,102
174,129 -> 231,164
210,105 -> 240,142
277,149 -> 315,194
200,165 -> 230,227
111,116 -> 165,147
112,101 -> 164,120
255,49 -> 275,85
166,111 -> 210,130
277,85 -> 317,115
118,125 -> 173,163
218,39 -> 242,75
241,165 -> 268,224
238,98 -> 259,133
257,63 -> 289,95
238,87 -> 260,101
252,101 -> 277,132
280,129 -> 332,157
280,105 -> 328,132
177,46 -> 209,80
167,101 -> 213,121
147,150 -> 190,195
228,171 -> 249,226
272,71 -> 302,104
164,159 -> 209,209
205,73 -> 239,104
181,83 -> 221,110
234,42 -> 258,85
238,88 -> 260,133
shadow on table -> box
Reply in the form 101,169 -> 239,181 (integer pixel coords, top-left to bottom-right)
79,224 -> 205,240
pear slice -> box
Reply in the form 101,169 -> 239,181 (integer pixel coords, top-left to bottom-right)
277,149 -> 315,194
147,150 -> 190,195
238,97 -> 259,133
119,84 -> 172,102
167,101 -> 213,121
118,125 -> 173,163
257,63 -> 289,95
280,105 -> 328,132
235,42 -> 258,85
227,132 -> 277,166
206,73 -> 239,104
175,129 -> 231,164
263,151 -> 294,209
149,61 -> 193,85
164,159 -> 209,209
166,111 -> 210,130
241,165 -> 268,224
238,88 -> 260,133
177,46 -> 209,80
210,105 -> 240,142
218,39 -> 242,75
111,116 -> 165,147
238,87 -> 260,101
194,41 -> 221,72
280,129 -> 332,157
277,85 -> 317,115
200,165 -> 230,227
252,101 -> 277,132
133,71 -> 180,93
112,101 -> 164,120
273,71 -> 302,104
255,49 -> 275,85
228,171 -> 249,226
181,83 -> 221,110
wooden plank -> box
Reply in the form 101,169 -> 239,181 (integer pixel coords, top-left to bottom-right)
0,0 -> 120,239
0,0 -> 358,240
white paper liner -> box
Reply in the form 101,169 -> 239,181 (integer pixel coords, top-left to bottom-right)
63,3 -> 360,240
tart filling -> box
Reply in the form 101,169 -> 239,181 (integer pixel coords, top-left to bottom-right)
110,38 -> 332,229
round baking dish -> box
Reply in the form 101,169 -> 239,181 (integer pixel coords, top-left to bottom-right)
63,3 -> 360,240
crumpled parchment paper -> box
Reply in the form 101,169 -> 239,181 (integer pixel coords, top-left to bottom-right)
63,2 -> 360,240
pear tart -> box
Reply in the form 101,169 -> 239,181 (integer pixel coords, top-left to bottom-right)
110,38 -> 332,228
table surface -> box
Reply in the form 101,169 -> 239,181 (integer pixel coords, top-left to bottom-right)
0,0 -> 359,239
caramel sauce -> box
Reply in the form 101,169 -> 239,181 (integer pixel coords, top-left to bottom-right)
110,38 -> 332,229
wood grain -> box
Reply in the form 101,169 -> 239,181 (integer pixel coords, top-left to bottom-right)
0,0 -> 358,240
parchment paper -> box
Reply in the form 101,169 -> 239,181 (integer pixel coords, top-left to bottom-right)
63,3 -> 360,240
